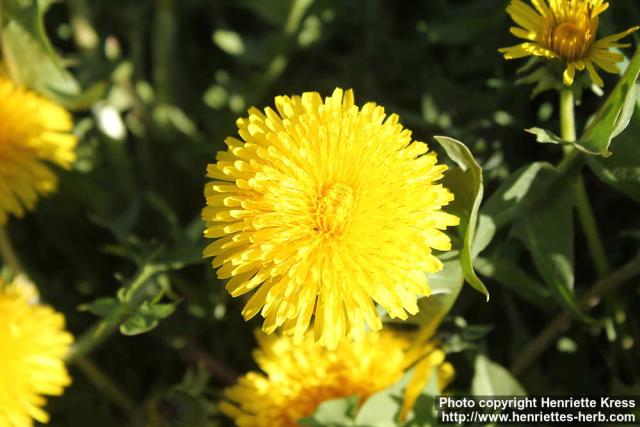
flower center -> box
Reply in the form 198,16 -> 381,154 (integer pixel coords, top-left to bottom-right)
551,19 -> 598,61
315,183 -> 354,235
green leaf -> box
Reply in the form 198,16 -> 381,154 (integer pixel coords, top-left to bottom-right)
474,249 -> 551,310
587,107 -> 640,202
577,46 -> 640,157
0,0 -> 81,100
473,162 -> 549,257
120,300 -> 178,336
414,260 -> 464,339
434,136 -> 489,300
299,396 -> 359,427
354,369 -> 413,427
80,297 -> 119,317
471,353 -> 526,396
405,395 -> 438,427
512,171 -> 590,321
526,127 -> 570,146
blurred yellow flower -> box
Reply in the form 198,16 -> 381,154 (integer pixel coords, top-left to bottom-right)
220,330 -> 453,427
0,77 -> 77,224
0,279 -> 73,427
499,0 -> 639,86
202,88 -> 458,349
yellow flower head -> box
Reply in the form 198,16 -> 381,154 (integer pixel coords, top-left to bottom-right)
202,88 -> 459,349
220,330 -> 453,427
0,77 -> 77,224
499,0 -> 639,86
0,279 -> 73,427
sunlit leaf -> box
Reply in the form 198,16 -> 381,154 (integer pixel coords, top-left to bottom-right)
435,136 -> 489,300
472,353 -> 526,396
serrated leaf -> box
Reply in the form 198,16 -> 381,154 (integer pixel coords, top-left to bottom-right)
577,46 -> 640,156
434,136 -> 489,300
472,353 -> 526,396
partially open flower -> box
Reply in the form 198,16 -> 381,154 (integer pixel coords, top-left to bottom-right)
220,330 -> 453,427
499,0 -> 639,86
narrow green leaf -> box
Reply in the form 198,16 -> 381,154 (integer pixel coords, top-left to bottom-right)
434,136 -> 489,300
526,127 -> 570,146
513,173 -> 591,321
578,46 -> 640,156
472,353 -> 526,396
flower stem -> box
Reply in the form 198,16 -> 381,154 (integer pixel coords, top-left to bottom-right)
0,225 -> 25,276
559,88 -> 610,277
66,263 -> 164,362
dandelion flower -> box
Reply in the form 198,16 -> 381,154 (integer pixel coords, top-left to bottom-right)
0,77 -> 77,224
220,330 -> 453,427
499,0 -> 639,86
202,88 -> 458,349
0,279 -> 73,427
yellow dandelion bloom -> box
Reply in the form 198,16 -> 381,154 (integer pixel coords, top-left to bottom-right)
202,88 -> 459,349
220,330 -> 453,427
0,77 -> 77,224
0,279 -> 73,427
499,0 -> 639,86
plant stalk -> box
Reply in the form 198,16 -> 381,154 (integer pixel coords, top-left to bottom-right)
560,88 -> 610,277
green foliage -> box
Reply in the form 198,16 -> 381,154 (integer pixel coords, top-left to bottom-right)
527,47 -> 640,156
472,354 -> 525,396
587,107 -> 640,202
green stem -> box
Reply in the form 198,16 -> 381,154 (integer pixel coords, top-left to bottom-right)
153,0 -> 176,105
559,88 -> 610,277
0,226 -> 25,277
75,356 -> 136,412
66,263 -> 163,362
